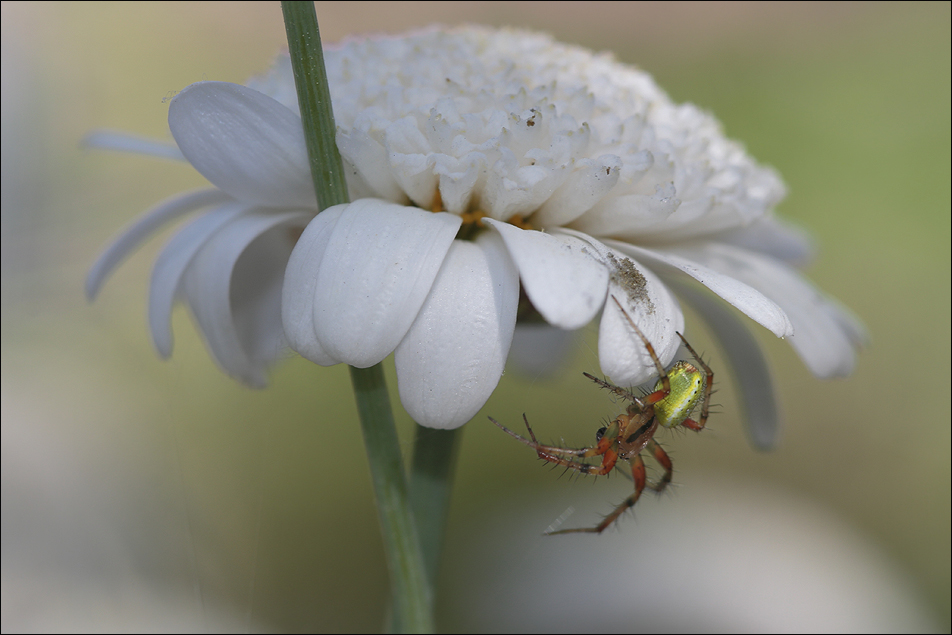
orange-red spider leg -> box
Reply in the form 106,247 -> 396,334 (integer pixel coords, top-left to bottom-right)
546,453 -> 648,535
681,418 -> 704,432
645,439 -> 673,493
532,431 -> 618,477
490,415 -> 600,458
530,440 -> 619,477
487,416 -> 618,476
489,416 -> 585,456
581,372 -> 649,412
517,413 -> 621,476
609,295 -> 671,404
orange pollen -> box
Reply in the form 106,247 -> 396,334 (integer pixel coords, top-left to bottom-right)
459,209 -> 488,226
506,214 -> 533,230
429,188 -> 536,230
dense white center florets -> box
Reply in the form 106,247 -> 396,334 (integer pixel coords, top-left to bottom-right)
251,26 -> 784,241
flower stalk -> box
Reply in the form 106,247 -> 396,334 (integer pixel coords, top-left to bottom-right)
281,1 -> 348,210
282,3 -> 434,631
409,426 -> 461,586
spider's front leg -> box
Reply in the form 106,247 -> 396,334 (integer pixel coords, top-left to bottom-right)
546,452 -> 649,535
607,295 -> 673,408
582,372 -> 649,413
488,415 -> 619,476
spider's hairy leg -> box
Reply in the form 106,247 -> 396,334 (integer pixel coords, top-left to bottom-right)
488,415 -> 617,476
582,372 -> 653,417
610,295 -> 670,405
645,439 -> 673,493
546,453 -> 649,535
582,372 -> 642,405
489,415 -> 589,457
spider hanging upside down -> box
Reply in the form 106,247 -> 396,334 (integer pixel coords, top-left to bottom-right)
489,295 -> 714,535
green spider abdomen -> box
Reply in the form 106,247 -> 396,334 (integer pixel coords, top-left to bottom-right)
653,361 -> 704,429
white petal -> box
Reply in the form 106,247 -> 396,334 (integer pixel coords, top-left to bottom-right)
682,243 -> 860,378
533,155 -> 622,227
821,296 -> 869,350
312,200 -> 461,367
86,188 -> 230,300
182,209 -> 310,386
552,229 -> 686,385
711,215 -> 814,267
384,116 -> 439,208
230,214 -> 310,370
169,82 -> 314,208
434,154 -> 482,214
598,271 -> 684,387
481,145 -> 567,220
281,205 -> 347,366
485,220 -> 608,329
559,236 -> 684,386
149,202 -> 250,357
569,183 -> 680,238
395,232 -> 520,428
671,280 -> 781,451
82,130 -> 185,161
605,239 -> 794,338
336,129 -> 406,201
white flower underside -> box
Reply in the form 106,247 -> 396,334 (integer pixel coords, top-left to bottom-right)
87,26 -> 864,435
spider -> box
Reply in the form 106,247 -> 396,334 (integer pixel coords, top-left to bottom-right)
489,295 -> 714,535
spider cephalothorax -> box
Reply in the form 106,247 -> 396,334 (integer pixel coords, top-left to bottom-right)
490,296 -> 713,534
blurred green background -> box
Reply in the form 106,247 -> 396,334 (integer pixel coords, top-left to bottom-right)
2,2 -> 949,631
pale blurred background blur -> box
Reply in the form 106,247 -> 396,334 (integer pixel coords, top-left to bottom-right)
2,2 -> 949,632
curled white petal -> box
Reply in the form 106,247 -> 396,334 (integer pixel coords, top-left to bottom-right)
229,213 -> 311,372
181,209 -> 310,387
820,296 -> 869,351
86,188 -> 230,300
384,117 -> 439,208
605,239 -> 794,338
563,236 -> 685,386
712,215 -> 815,267
281,205 -> 347,366
433,154 -> 482,214
395,232 -> 519,429
570,182 -> 680,238
336,128 -> 407,202
681,243 -> 860,377
598,273 -> 684,387
149,202 -> 250,357
533,155 -> 622,227
169,81 -> 314,208
311,200 -> 461,367
485,219 -> 608,329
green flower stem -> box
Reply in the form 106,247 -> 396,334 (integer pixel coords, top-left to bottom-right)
409,426 -> 461,588
350,365 -> 434,633
282,3 -> 434,632
281,1 -> 348,210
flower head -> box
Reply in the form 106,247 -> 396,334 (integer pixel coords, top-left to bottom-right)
87,26 -> 864,438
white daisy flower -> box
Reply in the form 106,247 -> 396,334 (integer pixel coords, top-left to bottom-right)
87,26 -> 864,435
